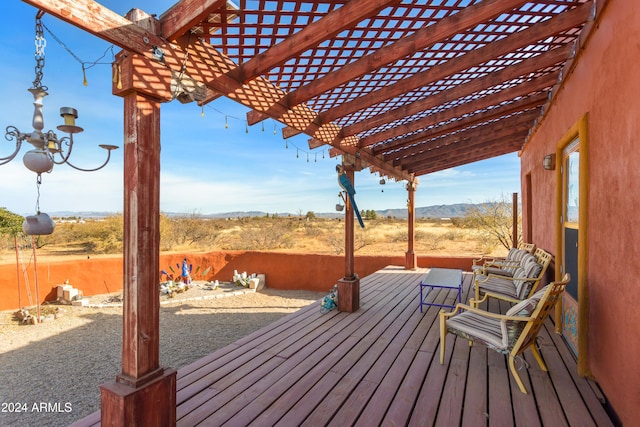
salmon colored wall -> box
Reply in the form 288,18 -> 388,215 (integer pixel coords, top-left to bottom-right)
0,251 -> 473,312
520,1 -> 640,423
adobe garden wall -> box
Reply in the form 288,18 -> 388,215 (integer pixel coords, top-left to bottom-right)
0,251 -> 473,312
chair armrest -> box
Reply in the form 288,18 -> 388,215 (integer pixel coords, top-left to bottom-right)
477,291 -> 520,305
442,303 -> 533,322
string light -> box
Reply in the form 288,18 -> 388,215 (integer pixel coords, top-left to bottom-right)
41,21 -> 115,87
40,17 -> 330,166
82,64 -> 87,86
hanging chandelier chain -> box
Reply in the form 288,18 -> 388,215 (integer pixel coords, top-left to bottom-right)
35,174 -> 42,214
33,12 -> 47,90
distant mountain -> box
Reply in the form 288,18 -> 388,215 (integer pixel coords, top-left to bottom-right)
47,203 -> 476,220
377,203 -> 475,219
48,211 -> 119,219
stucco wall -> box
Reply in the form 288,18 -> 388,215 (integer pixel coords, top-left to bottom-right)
0,251 -> 473,312
520,0 -> 640,423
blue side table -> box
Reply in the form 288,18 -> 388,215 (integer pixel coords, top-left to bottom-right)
419,268 -> 462,312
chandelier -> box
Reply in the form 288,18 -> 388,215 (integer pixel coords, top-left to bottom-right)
1,11 -> 118,234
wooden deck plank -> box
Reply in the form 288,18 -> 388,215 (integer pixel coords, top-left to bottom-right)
536,327 -> 598,427
275,280 -> 419,425
459,273 -> 489,427
461,343 -> 489,427
487,345 -> 515,427
351,286 -> 454,426
208,272 -> 418,425
435,334 -> 470,427
543,322 -> 614,427
301,284 -> 423,425
70,267 -> 613,427
179,272 -> 410,423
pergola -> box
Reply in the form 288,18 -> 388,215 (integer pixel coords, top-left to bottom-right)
22,0 -> 597,424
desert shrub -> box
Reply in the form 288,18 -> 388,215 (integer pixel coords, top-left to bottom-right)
462,195 -> 521,250
323,231 -> 344,255
442,229 -> 465,241
420,231 -> 444,250
246,220 -> 296,250
390,230 -> 407,242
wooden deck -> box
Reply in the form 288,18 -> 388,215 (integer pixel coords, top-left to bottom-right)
74,266 -> 612,426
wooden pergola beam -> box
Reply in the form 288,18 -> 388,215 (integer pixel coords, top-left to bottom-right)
23,0 -> 411,181
373,95 -> 545,156
391,112 -> 537,166
284,0 -> 530,109
411,137 -> 526,176
402,136 -> 527,172
230,0 -> 400,83
368,73 -> 557,154
160,0 -> 228,40
351,44 -> 571,144
397,125 -> 532,170
316,1 -> 591,125
370,71 -> 558,155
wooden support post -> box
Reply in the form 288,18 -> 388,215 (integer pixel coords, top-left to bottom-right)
405,180 -> 418,270
101,50 -> 176,426
338,162 -> 360,312
512,192 -> 519,248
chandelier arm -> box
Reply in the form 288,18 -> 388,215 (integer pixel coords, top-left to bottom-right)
64,149 -> 114,172
49,134 -> 72,165
1,126 -> 26,165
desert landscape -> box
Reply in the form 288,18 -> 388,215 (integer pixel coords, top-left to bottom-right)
0,213 -> 512,425
0,214 -> 508,264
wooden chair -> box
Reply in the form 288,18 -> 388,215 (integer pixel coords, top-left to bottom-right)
473,248 -> 553,306
439,273 -> 569,393
471,242 -> 536,278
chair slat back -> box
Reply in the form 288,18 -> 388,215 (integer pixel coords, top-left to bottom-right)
512,273 -> 570,355
519,242 -> 536,254
521,248 -> 554,298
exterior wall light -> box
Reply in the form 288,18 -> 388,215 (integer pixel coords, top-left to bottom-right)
543,153 -> 556,170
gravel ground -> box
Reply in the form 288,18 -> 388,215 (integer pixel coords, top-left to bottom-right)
0,284 -> 325,426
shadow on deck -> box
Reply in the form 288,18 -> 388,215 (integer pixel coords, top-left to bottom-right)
73,266 -> 612,426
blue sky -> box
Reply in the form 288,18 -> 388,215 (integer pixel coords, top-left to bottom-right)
0,1 -> 521,216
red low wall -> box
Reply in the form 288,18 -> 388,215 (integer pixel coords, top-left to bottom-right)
0,251 -> 474,311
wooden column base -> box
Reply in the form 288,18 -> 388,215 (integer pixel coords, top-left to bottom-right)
100,368 -> 176,426
337,276 -> 360,312
405,250 -> 417,270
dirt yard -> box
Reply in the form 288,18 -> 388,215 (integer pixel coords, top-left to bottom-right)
0,286 -> 326,426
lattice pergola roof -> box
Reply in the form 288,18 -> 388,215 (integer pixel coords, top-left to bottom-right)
29,0 -> 598,181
